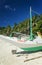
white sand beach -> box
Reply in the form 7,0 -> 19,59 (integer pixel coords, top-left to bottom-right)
0,37 -> 42,65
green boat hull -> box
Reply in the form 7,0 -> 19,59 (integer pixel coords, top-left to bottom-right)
21,46 -> 42,51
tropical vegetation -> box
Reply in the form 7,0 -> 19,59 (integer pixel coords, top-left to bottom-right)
0,15 -> 42,36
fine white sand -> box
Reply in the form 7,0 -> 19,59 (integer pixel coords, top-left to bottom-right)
0,37 -> 42,65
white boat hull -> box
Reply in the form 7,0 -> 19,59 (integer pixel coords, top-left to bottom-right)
0,35 -> 42,51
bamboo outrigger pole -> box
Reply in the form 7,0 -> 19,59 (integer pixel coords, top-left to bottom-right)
30,6 -> 33,40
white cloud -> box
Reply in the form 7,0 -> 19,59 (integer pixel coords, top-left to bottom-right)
5,5 -> 16,12
5,5 -> 10,9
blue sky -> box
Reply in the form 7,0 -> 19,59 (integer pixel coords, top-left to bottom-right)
0,0 -> 42,27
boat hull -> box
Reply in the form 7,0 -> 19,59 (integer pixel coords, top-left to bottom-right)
22,46 -> 42,51
0,35 -> 42,51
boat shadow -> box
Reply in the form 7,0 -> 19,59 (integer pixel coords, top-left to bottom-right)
11,49 -> 42,57
16,50 -> 42,57
16,50 -> 42,54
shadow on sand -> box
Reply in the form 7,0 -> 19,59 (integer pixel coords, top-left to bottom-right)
16,50 -> 42,54
11,50 -> 42,62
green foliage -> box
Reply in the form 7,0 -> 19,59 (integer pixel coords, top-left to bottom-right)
0,14 -> 42,36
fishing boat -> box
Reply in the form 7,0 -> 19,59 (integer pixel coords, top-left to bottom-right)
0,32 -> 42,52
0,7 -> 42,52
9,32 -> 42,52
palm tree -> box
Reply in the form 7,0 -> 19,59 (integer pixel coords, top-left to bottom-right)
13,23 -> 17,32
6,25 -> 11,36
